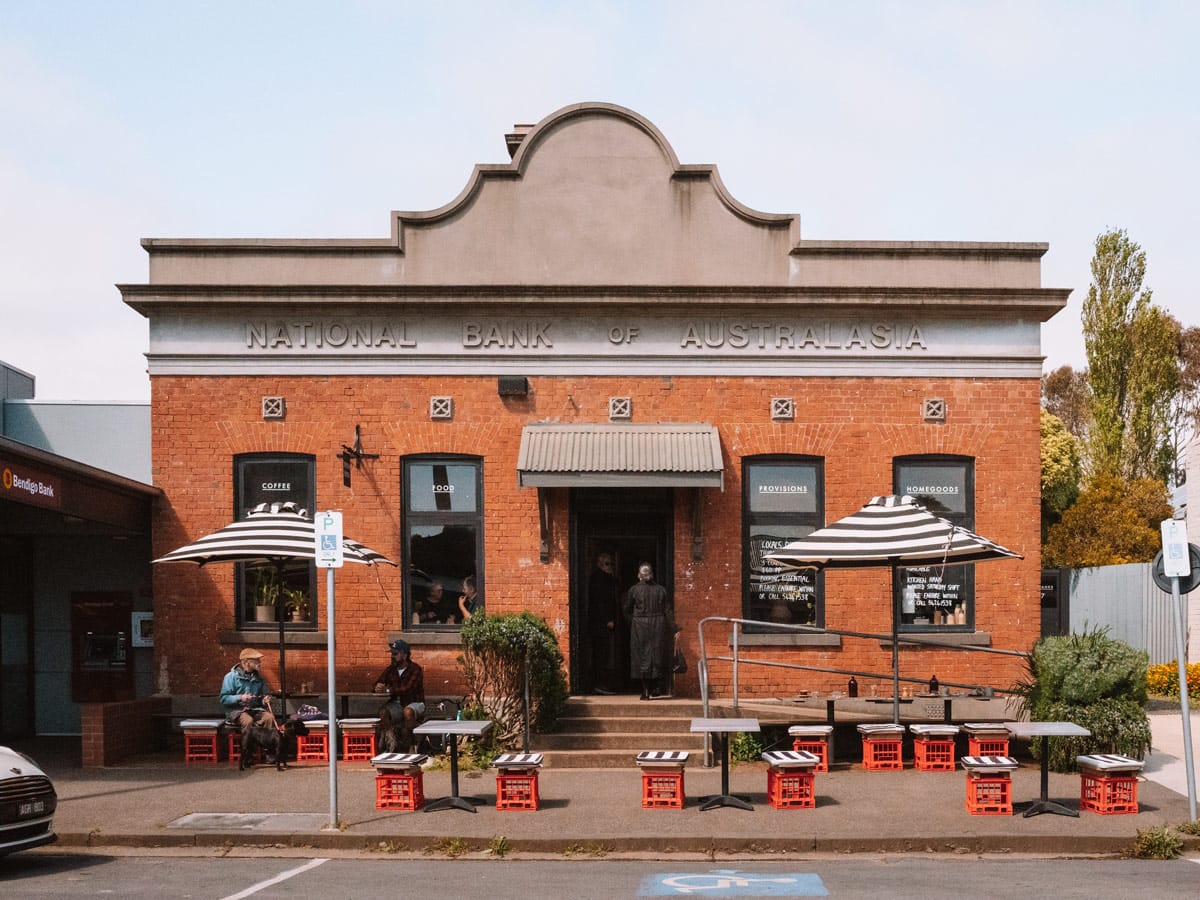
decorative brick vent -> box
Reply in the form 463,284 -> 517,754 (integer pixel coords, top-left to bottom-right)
923,398 -> 946,421
261,396 -> 286,419
430,396 -> 453,420
771,397 -> 795,421
609,397 -> 632,420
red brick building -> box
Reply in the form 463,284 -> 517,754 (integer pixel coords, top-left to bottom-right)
121,103 -> 1066,704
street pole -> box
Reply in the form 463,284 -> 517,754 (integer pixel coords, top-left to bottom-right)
1169,574 -> 1197,822
326,564 -> 338,829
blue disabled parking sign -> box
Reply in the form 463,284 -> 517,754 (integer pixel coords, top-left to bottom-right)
639,870 -> 827,896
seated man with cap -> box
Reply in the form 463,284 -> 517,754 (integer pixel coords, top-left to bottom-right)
372,639 -> 426,753
220,647 -> 279,734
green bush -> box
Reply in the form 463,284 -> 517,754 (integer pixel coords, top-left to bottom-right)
458,611 -> 568,747
730,731 -> 763,763
1132,824 -> 1183,860
1011,628 -> 1150,772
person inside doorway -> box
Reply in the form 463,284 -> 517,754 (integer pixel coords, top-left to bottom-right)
372,639 -> 426,753
623,562 -> 676,700
587,552 -> 620,695
458,575 -> 481,621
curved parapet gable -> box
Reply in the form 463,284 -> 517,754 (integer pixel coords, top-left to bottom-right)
389,102 -> 801,286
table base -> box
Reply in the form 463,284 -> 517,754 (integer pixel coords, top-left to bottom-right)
1021,798 -> 1079,818
422,795 -> 486,813
699,794 -> 754,812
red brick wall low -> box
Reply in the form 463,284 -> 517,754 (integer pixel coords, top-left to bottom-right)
80,696 -> 171,767
150,373 -> 1040,701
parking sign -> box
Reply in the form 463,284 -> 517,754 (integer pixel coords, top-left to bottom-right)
316,510 -> 344,568
1161,519 -> 1192,578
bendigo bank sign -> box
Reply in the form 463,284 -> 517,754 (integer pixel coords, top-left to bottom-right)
1,459 -> 62,511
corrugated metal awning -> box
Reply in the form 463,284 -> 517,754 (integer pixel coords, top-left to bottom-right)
517,423 -> 723,488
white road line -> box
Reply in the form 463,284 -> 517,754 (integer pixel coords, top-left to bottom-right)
220,857 -> 329,900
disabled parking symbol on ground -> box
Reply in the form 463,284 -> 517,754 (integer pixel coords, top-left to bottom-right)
639,870 -> 828,896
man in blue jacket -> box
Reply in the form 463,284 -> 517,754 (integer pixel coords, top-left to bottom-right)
220,647 -> 278,733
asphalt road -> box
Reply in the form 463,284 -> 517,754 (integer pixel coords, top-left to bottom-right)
4,851 -> 1200,899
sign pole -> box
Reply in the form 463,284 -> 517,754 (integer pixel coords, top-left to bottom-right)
316,511 -> 345,830
1160,519 -> 1197,821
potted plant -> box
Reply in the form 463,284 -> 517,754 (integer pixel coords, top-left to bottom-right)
282,585 -> 309,622
250,569 -> 280,623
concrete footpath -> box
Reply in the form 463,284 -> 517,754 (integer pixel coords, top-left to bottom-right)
25,710 -> 1200,859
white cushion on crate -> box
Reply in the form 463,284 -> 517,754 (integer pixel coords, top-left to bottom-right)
762,749 -> 821,769
340,718 -> 380,728
1076,754 -> 1144,773
180,719 -> 223,730
370,753 -> 428,768
857,724 -> 904,736
636,750 -> 689,767
960,755 -> 1019,772
787,725 -> 833,736
910,724 -> 960,737
961,722 -> 1008,734
492,753 -> 544,768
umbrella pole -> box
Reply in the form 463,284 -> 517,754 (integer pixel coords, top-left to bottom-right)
892,616 -> 900,725
276,565 -> 287,709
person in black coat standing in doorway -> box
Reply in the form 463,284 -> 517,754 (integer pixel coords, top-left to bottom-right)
623,562 -> 675,700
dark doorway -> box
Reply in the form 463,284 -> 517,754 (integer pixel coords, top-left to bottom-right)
570,488 -> 673,696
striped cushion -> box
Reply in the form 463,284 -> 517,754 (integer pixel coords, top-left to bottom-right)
492,753 -> 544,768
370,753 -> 428,768
960,755 -> 1019,771
1076,754 -> 1144,773
636,750 -> 689,766
910,724 -> 960,737
762,749 -> 821,768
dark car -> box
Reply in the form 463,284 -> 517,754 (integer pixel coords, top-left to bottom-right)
0,745 -> 57,855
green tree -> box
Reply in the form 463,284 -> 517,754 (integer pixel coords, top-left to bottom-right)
1041,365 -> 1090,441
1042,473 -> 1172,567
1040,409 -> 1081,541
1081,229 -> 1179,482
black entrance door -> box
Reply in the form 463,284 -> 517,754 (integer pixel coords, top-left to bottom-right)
571,488 -> 673,695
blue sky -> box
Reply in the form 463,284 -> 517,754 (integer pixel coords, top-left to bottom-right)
2,1 -> 1196,401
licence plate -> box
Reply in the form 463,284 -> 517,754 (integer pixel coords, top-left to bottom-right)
18,799 -> 46,817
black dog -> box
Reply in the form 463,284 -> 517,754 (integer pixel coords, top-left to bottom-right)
239,718 -> 307,770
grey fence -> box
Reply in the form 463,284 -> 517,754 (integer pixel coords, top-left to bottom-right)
1066,562 -> 1196,663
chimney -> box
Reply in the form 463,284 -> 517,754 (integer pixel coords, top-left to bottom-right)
505,123 -> 535,159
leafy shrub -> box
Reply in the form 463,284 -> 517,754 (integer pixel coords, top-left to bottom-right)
1146,660 -> 1200,699
730,731 -> 763,763
458,611 -> 568,746
1132,825 -> 1183,860
1011,628 -> 1150,771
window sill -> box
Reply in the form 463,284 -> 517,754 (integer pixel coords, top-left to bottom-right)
736,632 -> 843,648
881,632 -> 992,648
393,630 -> 463,647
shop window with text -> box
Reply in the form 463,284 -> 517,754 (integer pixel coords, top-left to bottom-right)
894,456 -> 975,631
234,454 -> 316,630
742,457 -> 824,629
403,457 -> 484,629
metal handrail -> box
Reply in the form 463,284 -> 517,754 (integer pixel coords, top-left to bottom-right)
697,614 -> 1028,721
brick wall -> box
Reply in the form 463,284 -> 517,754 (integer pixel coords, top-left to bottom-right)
80,696 -> 171,767
150,372 -> 1040,700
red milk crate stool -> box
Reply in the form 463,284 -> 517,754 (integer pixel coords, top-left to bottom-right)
1076,754 -> 1144,815
857,723 -> 905,770
339,718 -> 379,761
180,719 -> 223,764
910,723 -> 960,772
636,751 -> 689,809
371,752 -> 428,810
492,752 -> 544,810
296,719 -> 329,763
962,722 -> 1010,757
762,749 -> 820,809
788,724 -> 833,773
961,755 -> 1019,816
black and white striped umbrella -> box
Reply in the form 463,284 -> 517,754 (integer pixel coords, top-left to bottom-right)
154,502 -> 396,702
763,494 -> 1021,723
763,494 -> 1022,571
154,501 -> 394,567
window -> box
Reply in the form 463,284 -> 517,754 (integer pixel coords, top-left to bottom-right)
893,456 -> 975,631
742,457 -> 824,629
233,454 -> 316,630
403,457 -> 484,629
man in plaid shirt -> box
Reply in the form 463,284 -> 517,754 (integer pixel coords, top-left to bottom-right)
373,639 -> 426,753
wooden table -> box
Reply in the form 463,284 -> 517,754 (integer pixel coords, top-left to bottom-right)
412,719 -> 492,812
690,717 -> 760,811
1003,720 -> 1091,817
